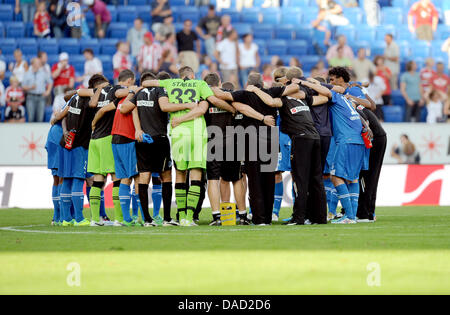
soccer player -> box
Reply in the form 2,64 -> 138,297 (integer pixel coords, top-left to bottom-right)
327,67 -> 368,224
142,66 -> 230,226
58,80 -> 99,226
203,72 -> 249,226
87,71 -> 130,226
121,71 -> 196,226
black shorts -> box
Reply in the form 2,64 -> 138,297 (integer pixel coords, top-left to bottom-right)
207,160 -> 242,182
136,136 -> 172,173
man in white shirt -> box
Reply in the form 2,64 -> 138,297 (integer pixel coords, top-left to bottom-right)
384,34 -> 400,90
366,71 -> 387,121
214,29 -> 239,88
80,48 -> 103,88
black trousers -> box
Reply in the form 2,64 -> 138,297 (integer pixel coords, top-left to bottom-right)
291,136 -> 327,224
246,161 -> 275,225
357,135 -> 387,220
320,135 -> 331,173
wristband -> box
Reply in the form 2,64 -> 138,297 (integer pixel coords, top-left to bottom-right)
128,90 -> 136,94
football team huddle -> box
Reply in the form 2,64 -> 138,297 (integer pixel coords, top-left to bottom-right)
45,64 -> 386,228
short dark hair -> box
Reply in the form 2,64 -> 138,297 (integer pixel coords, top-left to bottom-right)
156,71 -> 171,80
405,61 -> 415,72
118,69 -> 135,82
88,74 -> 109,89
204,72 -> 220,87
37,51 -> 47,58
179,66 -> 194,79
328,66 -> 351,83
221,81 -> 235,91
247,73 -> 263,88
208,4 -> 215,10
140,71 -> 156,84
83,48 -> 94,55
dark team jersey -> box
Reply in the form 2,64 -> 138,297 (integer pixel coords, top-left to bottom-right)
279,91 -> 319,139
60,94 -> 95,149
204,88 -> 234,133
131,87 -> 169,137
91,84 -> 122,140
231,86 -> 285,128
356,105 -> 386,138
298,83 -> 332,137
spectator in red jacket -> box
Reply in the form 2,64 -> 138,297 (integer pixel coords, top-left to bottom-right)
431,62 -> 450,94
408,0 -> 439,41
33,1 -> 51,38
51,52 -> 75,106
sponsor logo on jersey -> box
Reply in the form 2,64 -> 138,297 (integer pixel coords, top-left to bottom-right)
97,100 -> 110,108
137,100 -> 155,107
209,107 -> 227,114
290,106 -> 309,114
68,106 -> 81,115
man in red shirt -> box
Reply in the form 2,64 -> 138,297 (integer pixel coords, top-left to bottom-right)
430,62 -> 450,94
408,0 -> 439,41
419,57 -> 436,92
51,52 -> 75,106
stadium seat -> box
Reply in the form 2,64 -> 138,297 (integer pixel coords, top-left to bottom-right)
253,39 -> 266,55
261,8 -> 281,25
108,23 -> 128,39
128,0 -> 148,5
252,24 -> 273,40
107,5 -> 118,22
241,8 -> 260,24
100,38 -> 119,55
118,6 -> 138,23
280,8 -> 302,25
343,7 -> 364,25
356,25 -> 376,42
383,105 -> 404,122
170,0 -> 187,5
70,55 -> 86,74
294,26 -> 314,41
279,55 -> 294,66
301,7 -> 319,24
0,38 -> 17,55
411,42 -> 431,58
274,25 -> 295,40
38,38 -> 59,55
179,7 -> 200,23
0,105 -> 5,122
282,0 -> 309,6
18,38 -> 37,56
58,38 -> 80,54
24,22 -> 35,37
375,25 -> 396,41
98,55 -> 113,72
392,0 -> 410,8
80,39 -> 101,55
352,40 -> 371,55
6,22 -> 25,38
233,23 -> 252,37
174,22 -> 184,33
335,25 -> 356,43
47,54 -> 59,66
44,106 -> 53,123
136,6 -> 152,24
397,25 -> 415,41
436,25 -> 450,40
220,8 -> 240,23
299,55 -> 320,72
0,4 -> 13,21
287,40 -> 308,56
381,7 -> 403,25
267,40 -> 287,55
391,90 -> 406,106
371,41 -> 386,56
260,55 -> 272,67
85,10 -> 95,24
0,23 -> 4,38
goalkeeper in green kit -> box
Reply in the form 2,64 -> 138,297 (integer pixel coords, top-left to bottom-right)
143,67 -> 235,226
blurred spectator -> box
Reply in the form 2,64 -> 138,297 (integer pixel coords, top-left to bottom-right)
441,38 -> 450,73
127,18 -> 148,58
198,55 -> 218,79
366,71 -> 386,121
77,49 -> 103,88
15,0 -> 37,24
177,19 -> 201,73
329,46 -> 353,67
310,60 -> 328,78
38,51 -> 52,105
158,49 -> 178,78
420,57 -> 436,92
238,34 -> 260,89
33,1 -> 51,38
85,0 -> 111,38
312,0 -> 349,46
391,134 -> 420,164
138,32 -> 162,73
341,0 -> 358,7
216,15 -> 233,42
4,103 -> 26,123
430,62 -> 450,94
8,49 -> 29,85
0,49 -> 5,81
271,56 -> 281,68
262,64 -> 273,88
0,81 -> 4,107
425,89 -> 446,123
401,61 -> 424,122
384,34 -> 400,90
22,58 -> 53,122
444,91 -> 450,121
5,76 -> 25,108
113,42 -> 133,81
151,0 -> 172,32
196,5 -> 221,57
363,0 -> 379,26
51,52 -> 75,105
48,0 -> 68,39
408,0 -> 439,41
352,48 -> 376,82
162,33 -> 178,62
289,57 -> 301,68
215,29 -> 238,88
154,15 -> 175,42
374,55 -> 392,105
326,35 -> 354,63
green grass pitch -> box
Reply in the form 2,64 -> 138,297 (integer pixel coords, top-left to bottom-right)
0,206 -> 449,294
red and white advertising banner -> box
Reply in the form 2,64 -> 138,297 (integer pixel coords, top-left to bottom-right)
0,165 -> 449,209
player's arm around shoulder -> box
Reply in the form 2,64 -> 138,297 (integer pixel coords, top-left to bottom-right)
211,86 -> 233,101
246,85 -> 282,108
207,95 -> 236,114
171,100 -> 208,129
159,96 -> 197,113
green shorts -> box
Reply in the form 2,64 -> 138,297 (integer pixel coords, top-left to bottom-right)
87,135 -> 115,176
171,120 -> 207,171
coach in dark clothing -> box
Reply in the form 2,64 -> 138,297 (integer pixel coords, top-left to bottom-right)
356,105 -> 387,221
